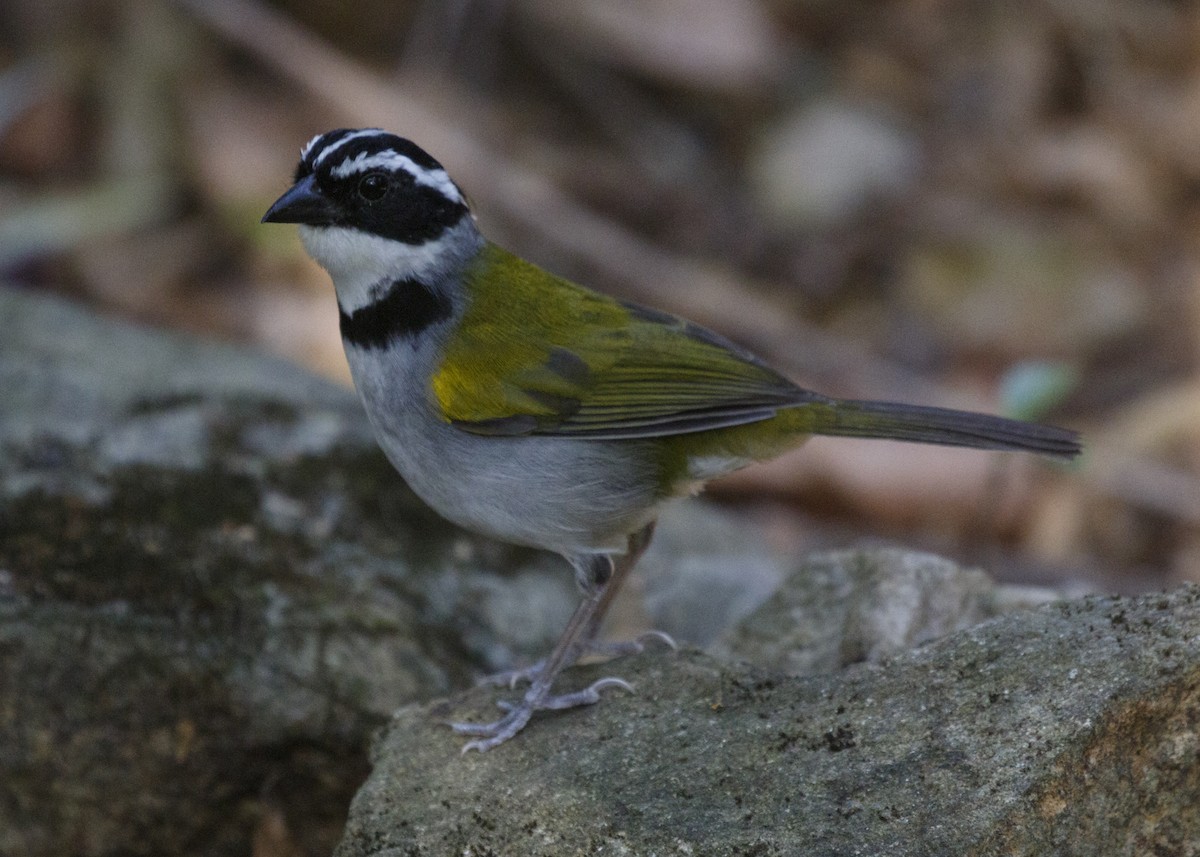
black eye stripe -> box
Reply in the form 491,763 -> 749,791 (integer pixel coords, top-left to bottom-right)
288,129 -> 469,245
358,173 -> 389,200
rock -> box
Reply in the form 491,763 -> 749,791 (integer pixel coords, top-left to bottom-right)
714,547 -> 1060,675
0,285 -> 809,855
0,286 -> 581,856
8,287 -> 1196,855
336,586 -> 1200,856
638,502 -> 787,647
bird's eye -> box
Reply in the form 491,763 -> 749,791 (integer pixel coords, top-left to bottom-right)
357,173 -> 389,201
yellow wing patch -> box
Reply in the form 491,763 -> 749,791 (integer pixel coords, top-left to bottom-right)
432,243 -> 806,438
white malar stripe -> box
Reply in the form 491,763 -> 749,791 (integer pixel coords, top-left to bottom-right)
331,151 -> 465,205
297,224 -> 465,313
312,128 -> 385,167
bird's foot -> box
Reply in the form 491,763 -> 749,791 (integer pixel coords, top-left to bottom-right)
587,630 -> 677,660
450,677 -> 633,753
481,631 -> 677,689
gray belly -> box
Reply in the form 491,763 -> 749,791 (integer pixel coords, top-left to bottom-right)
346,346 -> 662,556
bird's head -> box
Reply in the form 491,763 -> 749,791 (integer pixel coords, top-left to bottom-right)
263,128 -> 479,307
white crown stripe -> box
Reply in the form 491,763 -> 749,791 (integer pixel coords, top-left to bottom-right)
312,128 -> 385,167
331,151 -> 464,204
300,133 -> 323,160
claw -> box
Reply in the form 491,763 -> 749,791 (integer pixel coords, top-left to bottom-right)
624,630 -> 678,652
477,629 -> 677,690
450,677 -> 634,751
538,677 -> 633,710
457,704 -> 535,753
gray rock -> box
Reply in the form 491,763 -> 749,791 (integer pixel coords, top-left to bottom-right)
639,502 -> 787,646
0,285 -> 815,856
7,286 -> 1196,856
0,286 -> 580,856
715,547 -> 1061,675
337,586 -> 1200,856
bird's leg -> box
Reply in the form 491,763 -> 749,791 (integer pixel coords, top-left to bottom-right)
450,523 -> 662,751
479,522 -> 674,690
450,553 -> 622,751
581,520 -> 657,645
479,626 -> 676,689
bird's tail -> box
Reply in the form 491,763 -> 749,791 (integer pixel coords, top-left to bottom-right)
811,399 -> 1081,460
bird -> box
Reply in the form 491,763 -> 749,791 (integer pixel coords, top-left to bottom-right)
262,128 -> 1082,752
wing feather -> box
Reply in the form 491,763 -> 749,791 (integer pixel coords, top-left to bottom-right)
432,244 -> 808,439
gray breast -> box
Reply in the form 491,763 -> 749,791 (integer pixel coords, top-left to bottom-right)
342,333 -> 662,557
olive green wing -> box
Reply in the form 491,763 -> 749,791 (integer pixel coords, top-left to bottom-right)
431,244 -> 808,439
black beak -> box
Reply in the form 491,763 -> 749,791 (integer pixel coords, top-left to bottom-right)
261,174 -> 338,225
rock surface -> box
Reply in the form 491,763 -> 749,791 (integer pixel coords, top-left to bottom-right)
0,287 -> 580,856
715,547 -> 1061,675
338,586 -> 1200,857
5,286 -> 1197,856
0,286 -> 824,855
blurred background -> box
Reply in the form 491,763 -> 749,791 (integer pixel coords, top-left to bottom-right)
4,0 -> 1198,592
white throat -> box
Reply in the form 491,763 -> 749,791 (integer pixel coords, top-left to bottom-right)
298,217 -> 482,313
